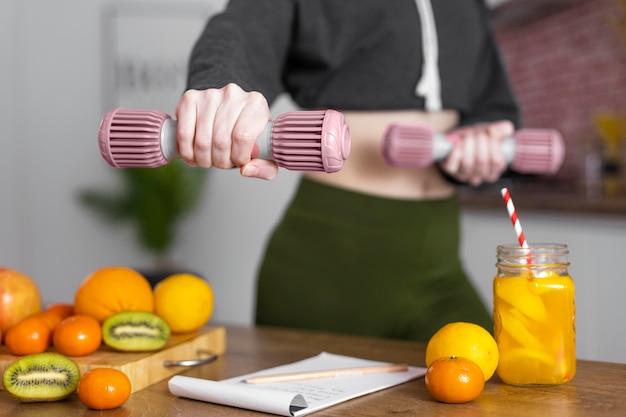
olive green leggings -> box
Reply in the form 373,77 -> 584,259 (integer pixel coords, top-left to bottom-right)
255,177 -> 492,342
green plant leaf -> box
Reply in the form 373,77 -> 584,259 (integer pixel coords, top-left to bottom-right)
78,161 -> 207,260
78,189 -> 131,222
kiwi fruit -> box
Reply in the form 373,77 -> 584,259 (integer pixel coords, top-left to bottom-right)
102,311 -> 170,352
2,352 -> 80,402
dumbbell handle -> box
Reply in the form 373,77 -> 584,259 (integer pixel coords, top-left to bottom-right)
382,123 -> 565,175
99,108 -> 351,172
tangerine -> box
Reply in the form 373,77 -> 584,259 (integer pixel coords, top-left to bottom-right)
45,303 -> 74,320
154,273 -> 214,333
425,322 -> 499,380
74,266 -> 154,323
4,316 -> 52,355
53,315 -> 102,357
30,310 -> 64,331
77,368 -> 132,410
424,356 -> 485,404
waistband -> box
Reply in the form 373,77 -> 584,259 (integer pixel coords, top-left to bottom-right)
288,177 -> 460,231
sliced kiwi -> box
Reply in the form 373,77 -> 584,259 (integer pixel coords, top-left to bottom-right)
102,311 -> 171,352
2,352 -> 80,402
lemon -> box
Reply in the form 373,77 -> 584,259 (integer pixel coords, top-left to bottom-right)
499,307 -> 542,350
425,322 -> 499,381
153,273 -> 214,333
497,347 -> 560,384
495,277 -> 547,322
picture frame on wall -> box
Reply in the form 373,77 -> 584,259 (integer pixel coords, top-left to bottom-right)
100,1 -> 226,114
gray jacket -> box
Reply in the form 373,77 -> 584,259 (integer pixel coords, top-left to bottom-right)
187,0 -> 520,127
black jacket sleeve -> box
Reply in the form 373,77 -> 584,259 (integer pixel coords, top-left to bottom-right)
458,1 -> 521,128
186,0 -> 294,105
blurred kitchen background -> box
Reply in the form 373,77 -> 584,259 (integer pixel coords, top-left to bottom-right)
1,0 -> 625,363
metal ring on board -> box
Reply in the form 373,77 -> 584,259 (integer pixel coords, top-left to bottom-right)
163,350 -> 218,367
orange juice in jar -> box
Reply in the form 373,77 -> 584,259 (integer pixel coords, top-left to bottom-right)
493,243 -> 576,385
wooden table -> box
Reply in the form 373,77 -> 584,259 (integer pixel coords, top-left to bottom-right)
1,325 -> 625,416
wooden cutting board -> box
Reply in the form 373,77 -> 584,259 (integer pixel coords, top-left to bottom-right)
0,325 -> 226,393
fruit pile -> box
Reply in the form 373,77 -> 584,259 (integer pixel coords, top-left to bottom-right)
0,266 -> 214,410
424,322 -> 499,404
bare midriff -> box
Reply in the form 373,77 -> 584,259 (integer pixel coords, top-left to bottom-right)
305,109 -> 460,200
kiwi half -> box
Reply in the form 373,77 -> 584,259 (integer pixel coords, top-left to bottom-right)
3,352 -> 80,402
102,311 -> 170,352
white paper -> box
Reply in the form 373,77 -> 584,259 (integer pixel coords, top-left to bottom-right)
169,376 -> 308,416
168,352 -> 427,416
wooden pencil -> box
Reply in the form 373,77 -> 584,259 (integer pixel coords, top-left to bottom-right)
244,363 -> 409,384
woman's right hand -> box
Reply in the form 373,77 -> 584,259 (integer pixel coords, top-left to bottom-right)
175,83 -> 278,180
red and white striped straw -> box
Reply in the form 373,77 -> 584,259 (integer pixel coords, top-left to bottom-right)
501,187 -> 528,248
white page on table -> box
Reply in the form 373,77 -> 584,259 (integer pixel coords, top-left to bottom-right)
169,352 -> 426,416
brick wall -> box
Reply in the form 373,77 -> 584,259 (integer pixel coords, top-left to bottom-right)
493,0 -> 626,182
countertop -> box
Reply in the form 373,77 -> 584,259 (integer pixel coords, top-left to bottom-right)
459,183 -> 626,217
2,325 -> 625,416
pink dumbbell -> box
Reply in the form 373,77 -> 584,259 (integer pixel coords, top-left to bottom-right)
382,123 -> 565,174
98,108 -> 351,173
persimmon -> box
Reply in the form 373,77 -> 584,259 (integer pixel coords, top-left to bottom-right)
4,316 -> 52,355
77,368 -> 132,410
53,315 -> 102,357
424,356 -> 485,404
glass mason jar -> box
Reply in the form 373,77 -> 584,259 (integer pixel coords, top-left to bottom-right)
493,243 -> 576,385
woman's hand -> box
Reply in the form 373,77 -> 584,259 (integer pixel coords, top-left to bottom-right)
175,83 -> 278,180
438,120 -> 515,186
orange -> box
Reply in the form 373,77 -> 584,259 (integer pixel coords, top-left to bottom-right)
53,315 -> 102,357
4,316 -> 52,355
154,273 -> 214,333
425,322 -> 499,381
77,368 -> 132,410
425,356 -> 485,404
74,266 -> 154,323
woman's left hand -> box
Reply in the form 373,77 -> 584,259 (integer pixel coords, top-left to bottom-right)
438,120 -> 515,186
